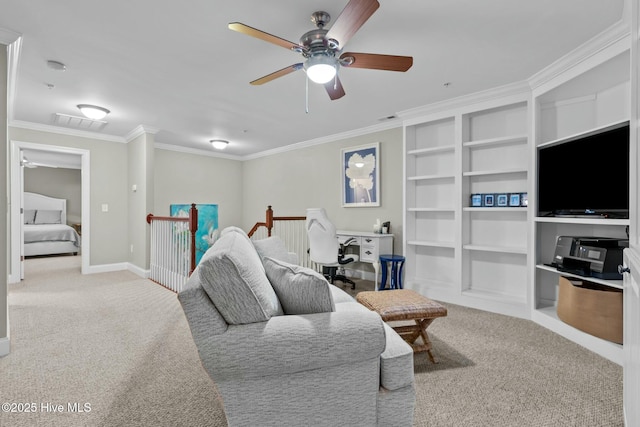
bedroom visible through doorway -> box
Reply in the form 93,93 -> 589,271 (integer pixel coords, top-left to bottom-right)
9,141 -> 90,283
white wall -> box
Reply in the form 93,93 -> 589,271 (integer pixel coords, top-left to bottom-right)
242,127 -> 405,265
24,167 -> 82,224
153,148 -> 244,230
1,41 -> 9,352
9,127 -> 129,265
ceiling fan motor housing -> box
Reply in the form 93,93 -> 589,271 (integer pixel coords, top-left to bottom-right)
310,11 -> 330,28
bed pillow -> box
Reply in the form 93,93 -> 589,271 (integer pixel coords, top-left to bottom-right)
263,257 -> 335,315
24,209 -> 37,224
34,209 -> 62,224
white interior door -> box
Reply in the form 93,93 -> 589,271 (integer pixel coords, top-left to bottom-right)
622,250 -> 640,426
624,0 -> 640,424
19,153 -> 24,280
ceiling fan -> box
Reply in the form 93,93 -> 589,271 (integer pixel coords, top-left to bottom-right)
228,0 -> 413,100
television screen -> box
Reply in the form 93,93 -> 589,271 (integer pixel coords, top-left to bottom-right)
537,122 -> 629,218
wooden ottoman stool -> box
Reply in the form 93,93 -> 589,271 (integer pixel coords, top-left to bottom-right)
356,289 -> 447,363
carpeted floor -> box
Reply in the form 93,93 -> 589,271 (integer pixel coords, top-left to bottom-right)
0,257 -> 623,426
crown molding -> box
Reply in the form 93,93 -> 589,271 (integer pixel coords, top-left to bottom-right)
0,27 -> 20,45
242,119 -> 402,161
2,30 -> 22,123
154,142 -> 243,161
124,124 -> 160,142
397,80 -> 531,122
9,120 -> 126,143
528,19 -> 630,92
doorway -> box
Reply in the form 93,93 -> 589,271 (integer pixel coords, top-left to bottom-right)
9,141 -> 90,282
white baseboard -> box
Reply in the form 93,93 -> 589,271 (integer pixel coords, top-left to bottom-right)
86,262 -> 129,274
126,263 -> 149,279
85,262 -> 149,279
344,268 -> 378,283
0,336 -> 10,357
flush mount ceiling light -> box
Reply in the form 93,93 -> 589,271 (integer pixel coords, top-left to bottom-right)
210,139 -> 229,150
304,54 -> 337,84
77,104 -> 110,120
46,60 -> 66,71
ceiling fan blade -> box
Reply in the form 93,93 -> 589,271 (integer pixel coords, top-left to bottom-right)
250,63 -> 303,85
228,22 -> 306,52
326,0 -> 380,48
340,52 -> 413,71
324,76 -> 346,100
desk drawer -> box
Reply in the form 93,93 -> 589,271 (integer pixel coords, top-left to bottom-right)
360,238 -> 378,263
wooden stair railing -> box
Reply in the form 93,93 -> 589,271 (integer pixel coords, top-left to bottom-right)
147,204 -> 307,292
146,203 -> 198,292
248,206 -> 310,268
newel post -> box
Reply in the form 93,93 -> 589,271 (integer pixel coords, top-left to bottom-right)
189,203 -> 198,275
266,205 -> 273,236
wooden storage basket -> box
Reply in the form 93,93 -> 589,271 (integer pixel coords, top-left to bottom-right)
557,276 -> 623,344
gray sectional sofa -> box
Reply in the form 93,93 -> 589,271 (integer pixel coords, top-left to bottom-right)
178,226 -> 416,426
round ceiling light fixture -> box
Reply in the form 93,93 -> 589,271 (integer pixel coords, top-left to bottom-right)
77,104 -> 110,120
210,139 -> 229,150
47,60 -> 66,71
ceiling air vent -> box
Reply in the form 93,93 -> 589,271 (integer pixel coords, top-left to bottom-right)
53,113 -> 108,131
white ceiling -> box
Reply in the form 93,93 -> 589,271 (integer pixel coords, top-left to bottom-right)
1,0 -> 626,159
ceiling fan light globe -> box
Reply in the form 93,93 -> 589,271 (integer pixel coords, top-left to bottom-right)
304,55 -> 337,84
307,64 -> 336,83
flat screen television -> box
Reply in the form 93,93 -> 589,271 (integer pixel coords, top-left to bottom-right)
537,121 -> 629,218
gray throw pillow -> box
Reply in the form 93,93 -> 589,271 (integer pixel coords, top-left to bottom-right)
34,209 -> 62,224
263,257 -> 335,315
253,236 -> 297,265
24,209 -> 37,224
199,227 -> 283,325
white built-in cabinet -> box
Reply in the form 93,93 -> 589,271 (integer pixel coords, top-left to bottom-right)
404,95 -> 530,319
403,24 -> 631,363
531,41 -> 630,364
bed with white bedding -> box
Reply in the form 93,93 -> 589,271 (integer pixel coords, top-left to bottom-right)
23,192 -> 81,256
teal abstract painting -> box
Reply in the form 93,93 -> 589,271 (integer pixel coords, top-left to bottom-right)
170,204 -> 218,265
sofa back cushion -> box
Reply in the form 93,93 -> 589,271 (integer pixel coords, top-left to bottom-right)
199,227 -> 283,324
263,257 -> 335,315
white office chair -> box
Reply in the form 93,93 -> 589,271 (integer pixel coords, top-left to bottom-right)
306,208 -> 359,289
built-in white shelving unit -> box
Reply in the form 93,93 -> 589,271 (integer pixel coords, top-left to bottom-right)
403,98 -> 530,318
530,39 -> 630,364
402,22 -> 631,364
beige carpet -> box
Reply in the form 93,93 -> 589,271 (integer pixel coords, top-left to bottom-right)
0,257 -> 623,426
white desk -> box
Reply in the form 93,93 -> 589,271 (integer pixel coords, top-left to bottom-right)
336,230 -> 394,289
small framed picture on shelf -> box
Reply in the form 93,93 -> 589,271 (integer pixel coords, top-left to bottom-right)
520,192 -> 528,207
508,193 -> 521,207
470,194 -> 483,207
483,194 -> 494,207
496,194 -> 508,207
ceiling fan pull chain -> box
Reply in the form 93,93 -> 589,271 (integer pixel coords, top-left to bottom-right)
305,74 -> 309,114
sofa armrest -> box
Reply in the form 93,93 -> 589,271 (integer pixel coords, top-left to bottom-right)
198,309 -> 386,382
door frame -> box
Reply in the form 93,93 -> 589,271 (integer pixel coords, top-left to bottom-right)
9,140 -> 90,282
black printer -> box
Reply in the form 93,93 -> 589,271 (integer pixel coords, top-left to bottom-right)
552,236 -> 628,280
